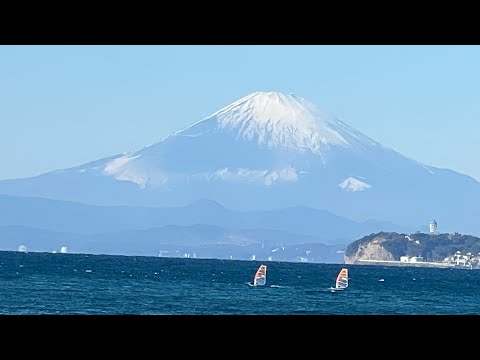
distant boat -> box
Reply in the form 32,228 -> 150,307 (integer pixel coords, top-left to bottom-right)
248,264 -> 267,286
330,268 -> 348,292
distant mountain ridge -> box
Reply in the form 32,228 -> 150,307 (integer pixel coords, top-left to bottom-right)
0,194 -> 406,243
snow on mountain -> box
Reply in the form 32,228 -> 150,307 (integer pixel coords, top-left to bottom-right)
103,155 -> 148,187
338,177 -> 372,192
179,91 -> 380,153
0,91 -> 479,234
194,91 -> 350,152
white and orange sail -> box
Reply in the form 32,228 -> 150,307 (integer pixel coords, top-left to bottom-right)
331,268 -> 348,292
253,264 -> 267,286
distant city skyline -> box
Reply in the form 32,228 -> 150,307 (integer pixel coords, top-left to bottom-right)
0,45 -> 479,181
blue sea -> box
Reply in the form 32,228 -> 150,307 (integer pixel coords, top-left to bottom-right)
0,251 -> 479,315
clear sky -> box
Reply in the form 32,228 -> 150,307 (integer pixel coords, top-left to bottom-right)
0,45 -> 479,181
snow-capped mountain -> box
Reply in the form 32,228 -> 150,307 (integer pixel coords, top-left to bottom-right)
1,92 -> 479,234
101,92 -> 384,189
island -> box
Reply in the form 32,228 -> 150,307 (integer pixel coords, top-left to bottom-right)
345,231 -> 480,269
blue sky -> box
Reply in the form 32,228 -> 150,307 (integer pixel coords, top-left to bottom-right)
0,45 -> 479,181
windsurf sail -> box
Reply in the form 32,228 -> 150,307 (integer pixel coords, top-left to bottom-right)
253,264 -> 267,286
333,268 -> 348,290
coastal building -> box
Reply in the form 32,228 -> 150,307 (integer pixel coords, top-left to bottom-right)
429,219 -> 438,235
443,251 -> 476,268
400,255 -> 424,263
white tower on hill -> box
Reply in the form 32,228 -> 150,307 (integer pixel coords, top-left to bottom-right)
429,219 -> 438,235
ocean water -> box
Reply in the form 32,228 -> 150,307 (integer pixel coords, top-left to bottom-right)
0,251 -> 479,315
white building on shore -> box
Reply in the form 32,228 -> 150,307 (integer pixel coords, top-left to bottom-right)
400,256 -> 424,263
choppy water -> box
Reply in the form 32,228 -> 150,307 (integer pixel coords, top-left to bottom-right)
0,251 -> 479,314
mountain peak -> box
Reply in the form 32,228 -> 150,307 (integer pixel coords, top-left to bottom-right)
210,91 -> 328,132
178,91 -> 374,154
